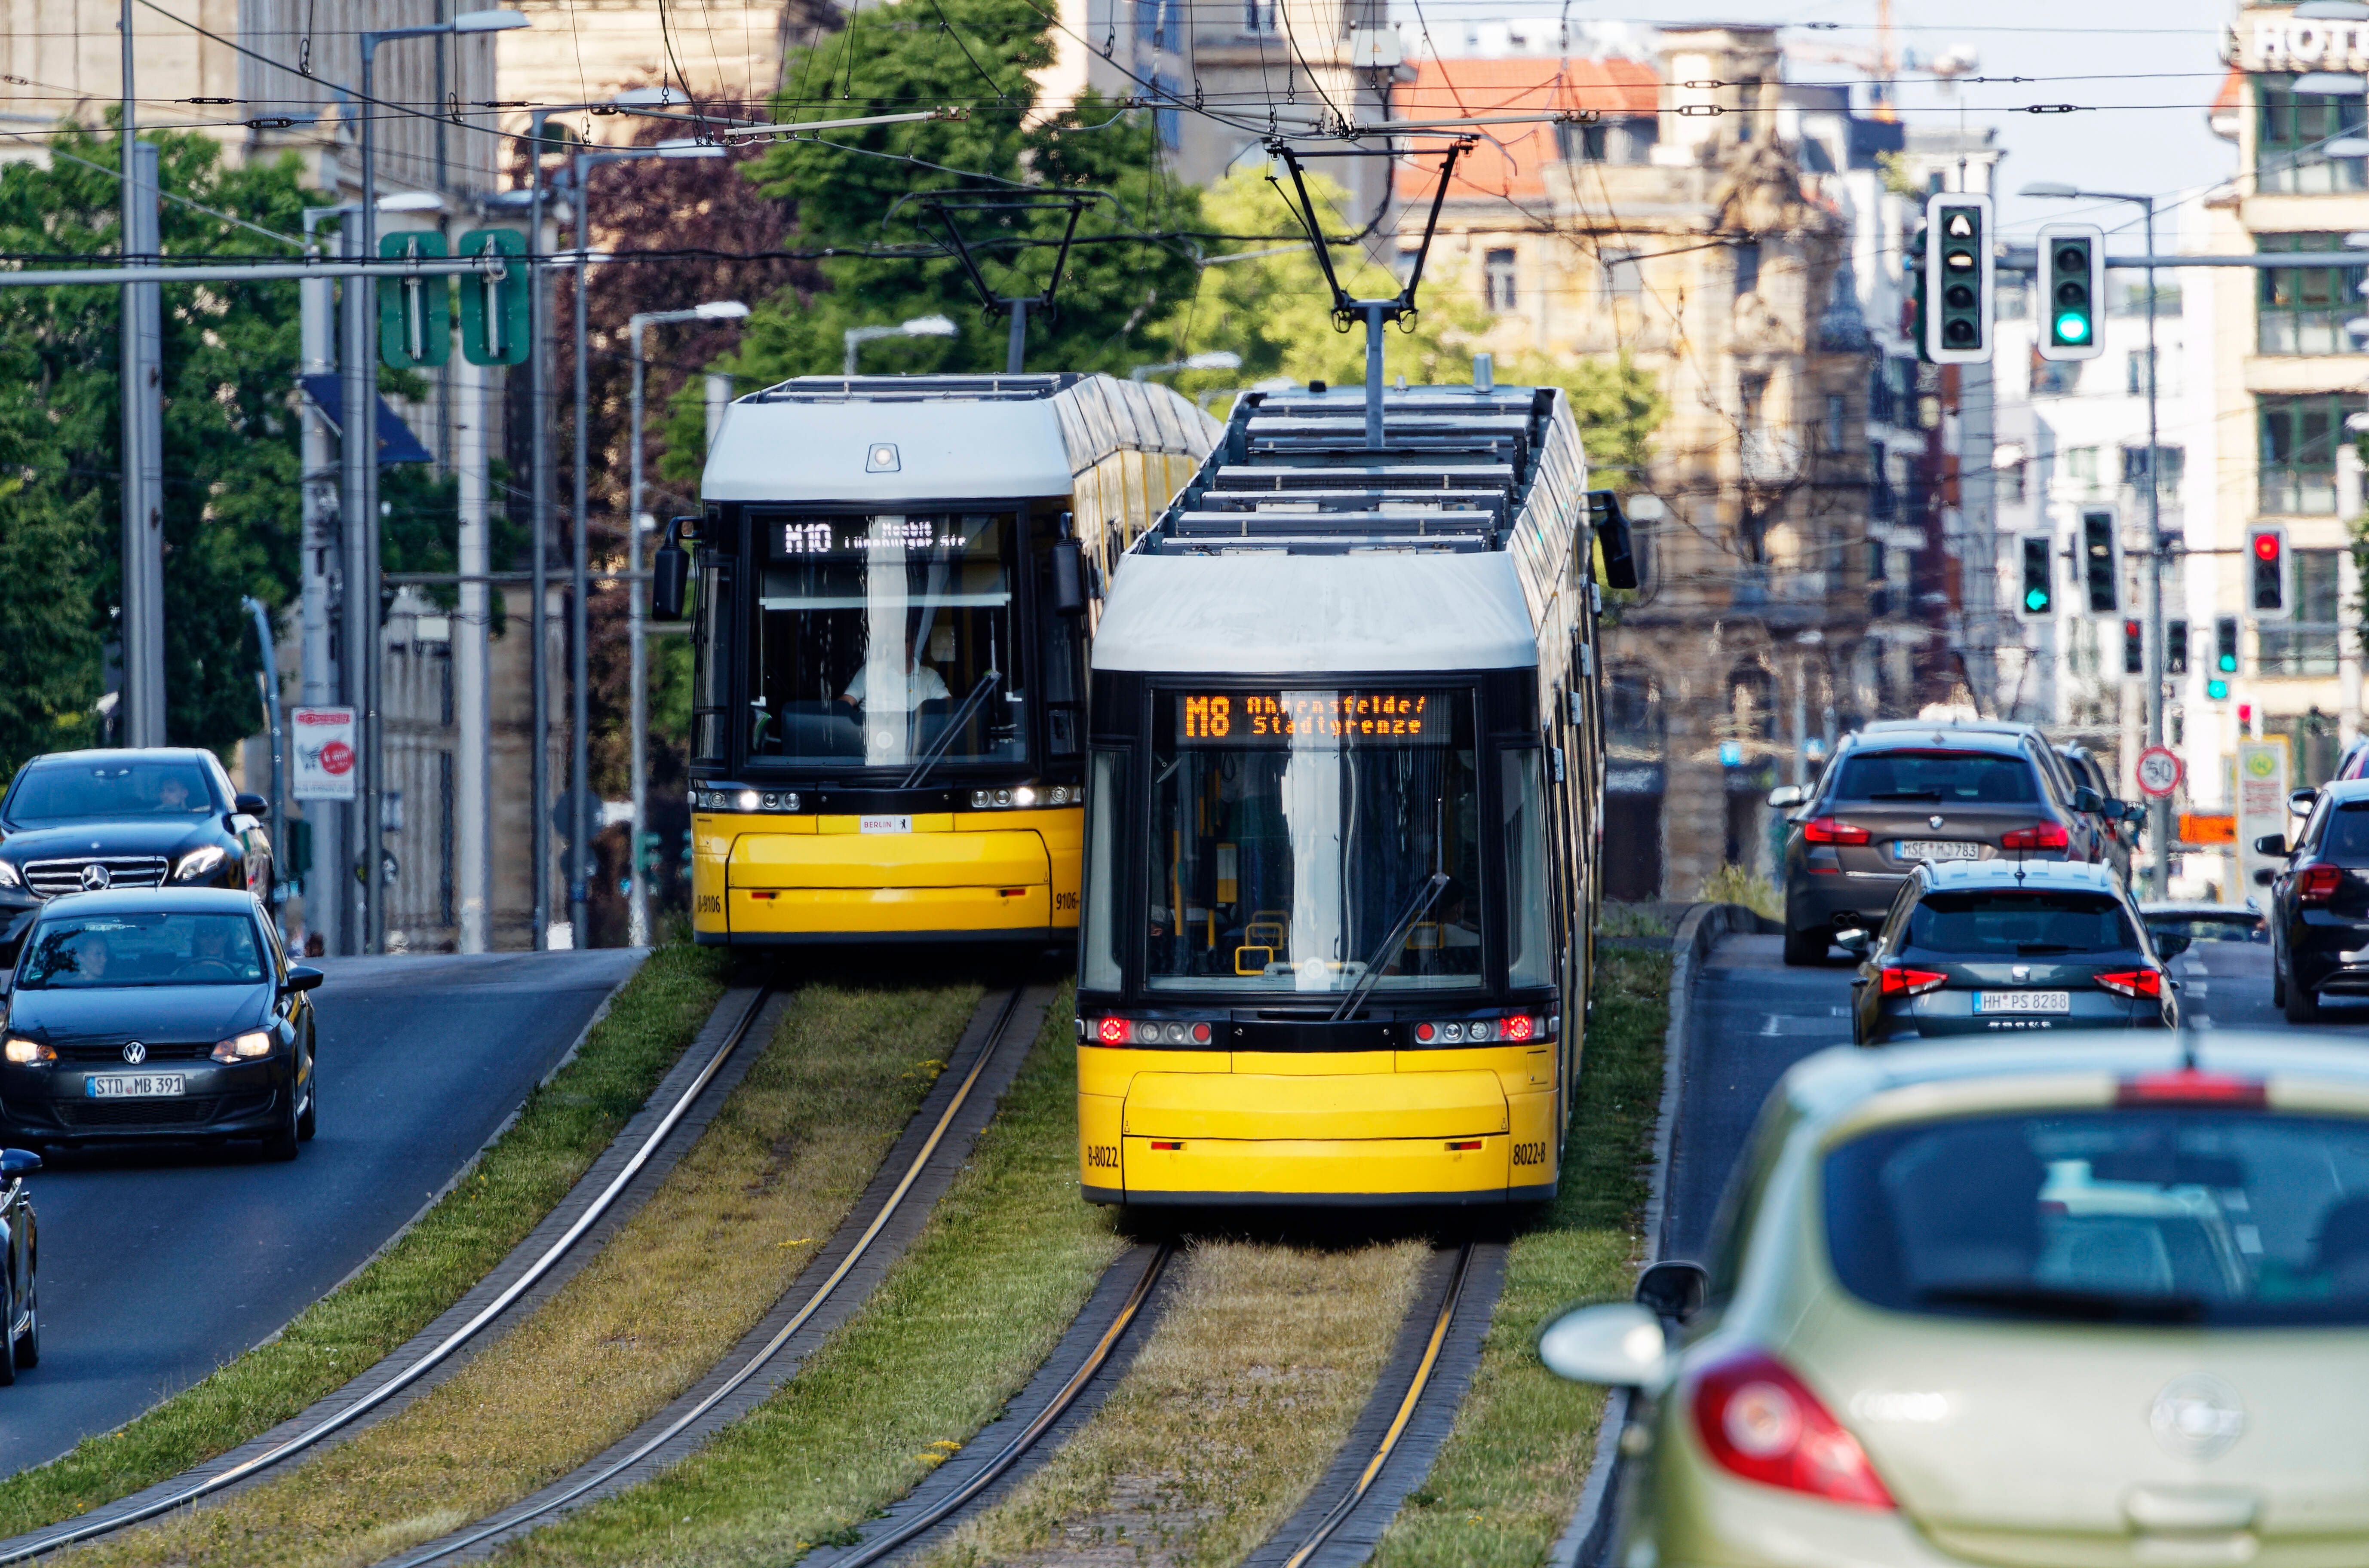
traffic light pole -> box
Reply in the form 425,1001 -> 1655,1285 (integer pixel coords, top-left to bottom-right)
2139,198 -> 2169,900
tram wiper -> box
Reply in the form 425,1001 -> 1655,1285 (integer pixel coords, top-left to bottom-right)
1330,873 -> 1452,1024
900,670 -> 1002,790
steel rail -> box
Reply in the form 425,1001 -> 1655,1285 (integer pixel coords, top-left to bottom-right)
382,987 -> 1032,1568
1280,1242 -> 1479,1568
0,985 -> 778,1565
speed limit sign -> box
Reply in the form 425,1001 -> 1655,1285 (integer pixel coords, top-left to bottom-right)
2136,745 -> 2183,799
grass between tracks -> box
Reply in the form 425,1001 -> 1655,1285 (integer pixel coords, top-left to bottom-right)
64,979 -> 982,1568
0,940 -> 727,1540
485,985 -> 1129,1568
1369,944 -> 1673,1568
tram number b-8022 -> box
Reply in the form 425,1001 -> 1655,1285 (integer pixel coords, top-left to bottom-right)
1085,1143 -> 1120,1170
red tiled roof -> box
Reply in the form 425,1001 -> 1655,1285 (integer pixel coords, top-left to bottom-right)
1392,56 -> 1660,201
2212,65 -> 2243,115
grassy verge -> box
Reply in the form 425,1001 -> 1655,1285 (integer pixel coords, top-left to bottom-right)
68,981 -> 983,1568
1368,945 -> 1673,1568
486,985 -> 1127,1567
0,941 -> 727,1539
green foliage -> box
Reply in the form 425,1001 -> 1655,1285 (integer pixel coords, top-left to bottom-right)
0,127 -> 321,767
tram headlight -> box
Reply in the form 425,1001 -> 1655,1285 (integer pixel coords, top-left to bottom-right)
969,785 -> 1080,809
691,788 -> 798,814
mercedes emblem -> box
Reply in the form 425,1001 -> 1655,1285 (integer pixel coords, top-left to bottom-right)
79,862 -> 110,892
2151,1374 -> 2246,1461
1928,815 -> 1946,830
121,1041 -> 146,1065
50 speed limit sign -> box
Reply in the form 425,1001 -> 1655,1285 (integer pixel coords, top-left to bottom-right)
2135,745 -> 2183,799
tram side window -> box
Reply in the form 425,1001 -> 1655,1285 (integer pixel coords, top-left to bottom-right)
1503,747 -> 1553,988
691,558 -> 730,766
746,513 -> 1026,771
1145,688 -> 1483,993
1080,749 -> 1124,992
1037,537 -> 1084,760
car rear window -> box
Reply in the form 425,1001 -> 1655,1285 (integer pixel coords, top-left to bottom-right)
2146,914 -> 2265,945
2321,805 -> 2369,859
1830,750 -> 2038,806
1826,1109 -> 2369,1326
1906,890 -> 2135,956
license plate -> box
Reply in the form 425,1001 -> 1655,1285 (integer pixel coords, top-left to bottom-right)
87,1073 -> 187,1098
1896,839 -> 1982,863
1977,992 -> 2071,1014
859,815 -> 912,835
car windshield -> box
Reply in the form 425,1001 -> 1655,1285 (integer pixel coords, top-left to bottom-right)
17,912 -> 266,989
1831,750 -> 2038,805
1906,890 -> 2136,955
747,512 -> 1023,772
8,760 -> 214,823
1827,1109 -> 2369,1326
1144,687 -> 1483,993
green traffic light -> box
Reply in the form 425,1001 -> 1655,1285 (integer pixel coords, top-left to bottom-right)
2207,678 -> 2230,700
2218,653 -> 2238,673
2054,312 -> 2090,343
2024,587 -> 2050,612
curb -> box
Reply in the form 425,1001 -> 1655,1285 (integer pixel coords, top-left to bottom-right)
1545,902 -> 1772,1568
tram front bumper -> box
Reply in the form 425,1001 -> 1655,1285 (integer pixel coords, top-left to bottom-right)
718,820 -> 1055,938
1082,1068 -> 1560,1206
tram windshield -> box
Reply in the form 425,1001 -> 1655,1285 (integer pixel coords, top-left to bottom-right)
748,512 -> 1025,771
1145,687 -> 1482,993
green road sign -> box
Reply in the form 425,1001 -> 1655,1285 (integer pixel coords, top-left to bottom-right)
378,231 -> 451,369
457,228 -> 529,367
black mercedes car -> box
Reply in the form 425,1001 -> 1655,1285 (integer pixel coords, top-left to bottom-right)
0,1145 -> 34,1382
0,750 -> 274,961
0,889 -> 320,1157
1842,858 -> 2179,1046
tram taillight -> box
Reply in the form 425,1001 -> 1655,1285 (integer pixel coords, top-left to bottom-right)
1413,1016 -> 1542,1044
1090,1017 -> 1213,1046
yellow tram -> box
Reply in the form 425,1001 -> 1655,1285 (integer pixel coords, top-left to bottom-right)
1071,377 -> 1625,1206
668,374 -> 1216,946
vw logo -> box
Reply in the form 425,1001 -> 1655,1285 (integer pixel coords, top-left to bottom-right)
2151,1374 -> 2246,1461
79,862 -> 110,892
121,1041 -> 146,1065
1928,815 -> 1946,830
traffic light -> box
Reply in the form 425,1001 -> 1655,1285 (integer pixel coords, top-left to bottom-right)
1923,190 -> 1995,364
2215,615 -> 2240,675
2036,222 -> 2104,362
2081,507 -> 2119,614
2123,619 -> 2144,675
2167,619 -> 2188,675
377,231 -> 451,370
2017,534 -> 2054,618
457,228 -> 530,367
2250,527 -> 2288,616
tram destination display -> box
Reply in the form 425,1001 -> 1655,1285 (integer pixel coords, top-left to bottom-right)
1174,691 -> 1448,745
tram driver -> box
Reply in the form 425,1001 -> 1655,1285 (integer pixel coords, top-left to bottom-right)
837,622 -> 951,710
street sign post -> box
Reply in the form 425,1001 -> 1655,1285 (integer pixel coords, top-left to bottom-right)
2136,745 -> 2183,799
2237,741 -> 2292,893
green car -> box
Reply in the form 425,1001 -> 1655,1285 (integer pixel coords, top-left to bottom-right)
1542,1037 -> 2369,1568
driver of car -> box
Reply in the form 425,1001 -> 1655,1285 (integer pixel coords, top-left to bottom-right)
68,930 -> 109,983
154,776 -> 191,812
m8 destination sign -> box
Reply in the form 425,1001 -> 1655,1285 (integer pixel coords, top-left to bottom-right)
1175,691 -> 1446,744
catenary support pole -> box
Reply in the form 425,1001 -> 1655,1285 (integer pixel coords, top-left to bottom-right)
298,216 -> 343,958
570,165 -> 591,946
119,135 -> 165,746
2142,197 -> 2168,899
528,109 -> 555,950
1006,298 -> 1027,374
628,318 -> 651,949
358,39 -> 386,953
455,353 -> 491,952
338,217 -> 374,954
1363,302 -> 1385,449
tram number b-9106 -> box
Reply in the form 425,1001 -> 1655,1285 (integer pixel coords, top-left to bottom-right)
1176,691 -> 1445,744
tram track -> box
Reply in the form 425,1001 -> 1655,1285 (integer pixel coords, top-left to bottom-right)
368,982 -> 1051,1568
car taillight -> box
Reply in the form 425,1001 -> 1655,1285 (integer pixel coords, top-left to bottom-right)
2117,1069 -> 2268,1107
2301,865 -> 2344,904
1878,966 -> 1948,996
1692,1351 -> 1894,1510
1801,817 -> 1870,845
2000,821 -> 2070,851
2095,969 -> 2163,999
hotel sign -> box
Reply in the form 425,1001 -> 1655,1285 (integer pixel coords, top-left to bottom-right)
2229,12 -> 2369,71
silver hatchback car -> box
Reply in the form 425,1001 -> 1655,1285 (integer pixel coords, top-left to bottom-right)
1544,1036 -> 2369,1568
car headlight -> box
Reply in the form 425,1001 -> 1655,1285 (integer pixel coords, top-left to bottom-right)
173,845 -> 230,883
210,1030 -> 272,1063
0,861 -> 21,890
3,1037 -> 52,1064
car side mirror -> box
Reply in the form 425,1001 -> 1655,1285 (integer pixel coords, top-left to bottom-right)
2122,801 -> 2148,825
284,964 -> 324,992
2253,834 -> 2288,857
1766,784 -> 1804,809
233,793 -> 269,817
0,1148 -> 39,1177
1635,1259 -> 1709,1322
1539,1301 -> 1668,1387
2071,785 -> 2103,815
1834,927 -> 1871,955
650,518 -> 694,622
2291,787 -> 2320,815
2255,868 -> 2278,887
2154,932 -> 2192,960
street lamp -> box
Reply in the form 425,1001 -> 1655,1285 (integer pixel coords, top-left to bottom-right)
1127,350 -> 1243,382
625,299 -> 748,947
351,8 -> 529,953
2022,179 -> 2171,897
842,314 -> 959,375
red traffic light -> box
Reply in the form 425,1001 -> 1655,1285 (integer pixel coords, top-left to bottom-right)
2254,532 -> 2282,561
2124,619 -> 2141,637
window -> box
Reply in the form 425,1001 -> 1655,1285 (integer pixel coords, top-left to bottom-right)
691,558 -> 730,764
2125,347 -> 2178,397
2259,234 -> 2369,355
2260,394 -> 2366,514
1602,248 -> 1642,303
1739,372 -> 1768,430
1572,122 -> 1607,162
2120,444 -> 2185,504
2032,355 -> 2081,397
1243,0 -> 1275,30
1829,750 -> 2039,805
1825,393 -> 1846,451
1733,76 -> 1760,141
1503,750 -> 1553,988
18,912 -> 267,989
2065,446 -> 2100,491
1078,750 -> 1124,992
2257,75 -> 2367,195
2262,547 -> 2344,675
6,758 -> 215,822
1559,117 -> 1656,165
1733,240 -> 1761,298
1484,248 -> 1518,312
2001,454 -> 2027,505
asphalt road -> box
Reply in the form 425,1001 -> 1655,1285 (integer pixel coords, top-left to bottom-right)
0,947 -> 644,1478
1659,931 -> 2360,1265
